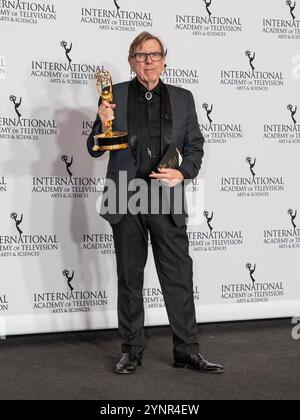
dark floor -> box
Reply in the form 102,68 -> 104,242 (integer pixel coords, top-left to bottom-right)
0,319 -> 299,400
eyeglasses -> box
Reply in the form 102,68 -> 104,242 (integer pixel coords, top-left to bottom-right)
132,52 -> 164,63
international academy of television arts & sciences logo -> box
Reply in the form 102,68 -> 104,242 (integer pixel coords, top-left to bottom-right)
82,232 -> 115,255
130,67 -> 199,88
0,0 -> 56,24
188,209 -> 244,253
263,103 -> 300,144
200,102 -> 243,144
0,176 -> 7,193
31,41 -> 103,86
81,120 -> 94,139
32,154 -> 105,199
143,286 -> 200,310
220,157 -> 285,198
221,263 -> 285,304
80,0 -> 153,32
0,55 -> 6,79
0,212 -> 58,258
262,0 -> 300,40
160,67 -> 199,88
0,95 -> 57,141
0,293 -> 8,312
175,0 -> 242,37
264,208 -> 300,249
220,50 -> 284,92
33,269 -> 108,314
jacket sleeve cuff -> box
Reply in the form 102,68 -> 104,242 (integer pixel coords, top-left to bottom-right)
177,168 -> 190,180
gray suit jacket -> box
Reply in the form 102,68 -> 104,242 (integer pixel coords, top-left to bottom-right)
87,79 -> 204,226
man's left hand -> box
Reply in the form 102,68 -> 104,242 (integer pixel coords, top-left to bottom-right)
149,168 -> 184,187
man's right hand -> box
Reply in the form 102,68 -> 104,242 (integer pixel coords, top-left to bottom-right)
98,100 -> 116,133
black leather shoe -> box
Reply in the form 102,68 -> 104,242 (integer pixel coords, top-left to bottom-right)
114,353 -> 142,374
174,353 -> 224,374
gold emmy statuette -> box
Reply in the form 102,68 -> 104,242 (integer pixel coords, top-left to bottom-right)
93,70 -> 128,152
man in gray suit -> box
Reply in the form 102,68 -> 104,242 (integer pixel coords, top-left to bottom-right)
87,32 -> 223,375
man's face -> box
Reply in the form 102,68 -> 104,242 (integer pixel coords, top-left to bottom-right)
129,39 -> 165,87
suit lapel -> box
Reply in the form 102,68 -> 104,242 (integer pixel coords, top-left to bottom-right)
127,78 -> 140,164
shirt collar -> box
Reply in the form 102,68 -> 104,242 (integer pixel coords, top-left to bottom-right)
136,78 -> 161,97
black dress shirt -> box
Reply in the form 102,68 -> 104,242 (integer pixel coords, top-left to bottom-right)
135,79 -> 162,180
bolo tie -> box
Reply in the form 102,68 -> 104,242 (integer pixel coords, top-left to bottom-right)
145,91 -> 153,101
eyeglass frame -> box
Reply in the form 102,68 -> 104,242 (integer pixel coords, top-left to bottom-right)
131,51 -> 167,63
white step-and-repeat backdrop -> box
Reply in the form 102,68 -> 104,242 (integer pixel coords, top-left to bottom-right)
0,0 -> 300,335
